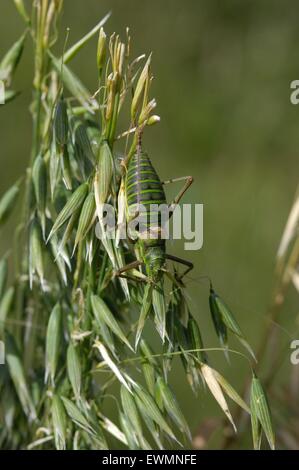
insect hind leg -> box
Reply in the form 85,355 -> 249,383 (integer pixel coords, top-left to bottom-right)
162,175 -> 194,217
165,253 -> 194,284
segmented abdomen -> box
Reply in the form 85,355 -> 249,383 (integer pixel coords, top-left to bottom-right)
125,151 -> 166,241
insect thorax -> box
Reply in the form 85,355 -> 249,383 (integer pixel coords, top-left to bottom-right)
143,245 -> 166,281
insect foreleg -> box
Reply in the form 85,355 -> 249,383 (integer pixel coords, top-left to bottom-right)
117,273 -> 147,284
114,259 -> 150,281
115,259 -> 142,275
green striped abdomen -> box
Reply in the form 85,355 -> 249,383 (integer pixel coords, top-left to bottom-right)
125,151 -> 166,247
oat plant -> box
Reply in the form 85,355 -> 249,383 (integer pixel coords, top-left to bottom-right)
0,0 -> 274,450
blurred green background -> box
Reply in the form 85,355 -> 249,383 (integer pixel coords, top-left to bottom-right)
1,0 -> 299,447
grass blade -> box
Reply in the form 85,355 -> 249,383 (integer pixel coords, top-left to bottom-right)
140,340 -> 159,396
209,288 -> 228,358
188,316 -> 207,363
32,155 -> 47,237
49,139 -> 61,200
47,182 -> 88,241
91,295 -> 133,351
63,13 -> 111,64
96,140 -> 114,204
29,220 -> 45,289
250,374 -> 275,450
0,286 -> 14,335
0,183 -> 20,225
120,385 -> 148,449
0,31 -> 26,83
135,385 -> 179,444
212,369 -> 250,414
135,284 -> 152,349
152,282 -> 166,342
45,303 -> 62,385
119,411 -> 139,449
99,414 -> 127,445
52,395 -> 67,450
54,96 -> 69,147
201,363 -> 236,432
49,52 -> 98,112
61,396 -> 94,434
74,122 -> 95,164
67,343 -> 82,400
250,381 -> 262,450
6,333 -> 36,420
0,257 -> 8,298
277,191 -> 299,260
157,376 -> 191,440
73,192 -> 96,253
210,287 -> 256,361
94,341 -> 131,391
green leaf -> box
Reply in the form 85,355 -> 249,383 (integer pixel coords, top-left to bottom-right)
49,233 -> 70,285
32,155 -> 47,238
29,220 -> 45,289
131,55 -> 151,120
95,140 -> 114,204
45,303 -> 62,385
73,192 -> 96,253
54,96 -> 69,147
250,374 -> 275,450
52,395 -> 67,450
140,340 -> 159,396
61,396 -> 94,434
91,295 -> 133,351
120,385 -> 148,449
13,0 -> 30,23
209,289 -> 228,356
49,139 -> 61,200
47,182 -> 88,241
6,333 -> 36,420
67,343 -> 82,400
0,31 -> 27,83
250,381 -> 262,450
135,284 -> 152,349
157,376 -> 191,440
4,89 -> 21,103
119,411 -> 139,449
93,307 -> 116,357
187,316 -> 207,363
63,13 -> 111,64
61,145 -> 72,190
135,385 -> 179,444
211,287 -> 256,361
0,257 -> 8,299
57,211 -> 79,256
0,184 -> 20,225
74,122 -> 95,164
49,52 -> 98,112
212,369 -> 250,414
0,286 -> 14,335
97,27 -> 107,76
152,282 -> 166,342
141,412 -> 164,450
